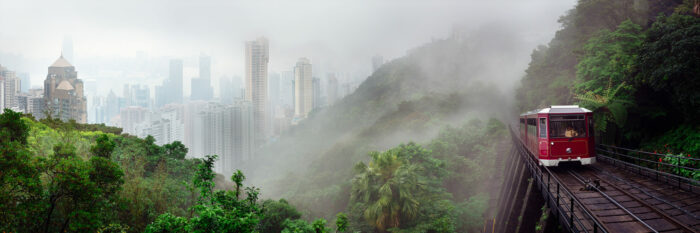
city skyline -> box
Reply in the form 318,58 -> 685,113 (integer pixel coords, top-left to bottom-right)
0,0 -> 574,96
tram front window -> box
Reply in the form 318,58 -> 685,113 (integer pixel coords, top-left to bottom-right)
549,115 -> 586,138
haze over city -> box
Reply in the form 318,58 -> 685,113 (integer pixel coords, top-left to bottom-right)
7,0 -> 695,232
1,0 -> 574,96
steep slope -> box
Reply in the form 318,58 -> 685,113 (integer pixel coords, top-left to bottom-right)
244,25 -> 534,219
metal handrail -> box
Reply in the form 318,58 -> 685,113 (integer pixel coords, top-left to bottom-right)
596,149 -> 699,192
510,127 -> 608,233
600,144 -> 700,162
597,147 -> 699,172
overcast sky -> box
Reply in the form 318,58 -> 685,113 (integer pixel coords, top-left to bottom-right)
0,0 -> 575,94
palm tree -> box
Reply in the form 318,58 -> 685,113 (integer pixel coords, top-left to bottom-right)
350,147 -> 425,232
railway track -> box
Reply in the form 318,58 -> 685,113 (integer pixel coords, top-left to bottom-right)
551,165 -> 700,233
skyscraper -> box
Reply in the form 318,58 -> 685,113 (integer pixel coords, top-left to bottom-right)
219,76 -> 234,104
156,59 -> 183,107
18,73 -> 30,93
245,37 -> 269,146
191,55 -> 213,100
327,73 -> 338,105
312,77 -> 321,109
0,65 -> 20,110
268,72 -> 280,136
190,101 -> 254,176
294,58 -> 313,118
43,54 -> 87,123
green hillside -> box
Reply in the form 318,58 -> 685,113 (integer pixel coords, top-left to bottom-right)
515,0 -> 699,155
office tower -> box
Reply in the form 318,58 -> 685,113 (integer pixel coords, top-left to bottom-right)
27,94 -> 45,118
294,58 -> 313,118
190,101 -> 254,176
0,65 -> 20,110
184,100 -> 208,155
219,76 -> 234,104
227,101 -> 255,168
327,74 -> 338,105
191,55 -> 213,101
245,37 -> 269,146
120,106 -> 147,135
43,54 -> 87,123
156,59 -> 183,107
105,90 -> 120,123
136,104 -> 184,145
372,55 -> 384,72
170,59 -> 183,103
268,72 -> 280,136
123,84 -> 149,108
131,85 -> 150,108
62,36 -> 74,64
312,77 -> 321,109
18,73 -> 29,93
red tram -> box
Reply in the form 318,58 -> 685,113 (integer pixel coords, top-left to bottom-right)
519,105 -> 595,166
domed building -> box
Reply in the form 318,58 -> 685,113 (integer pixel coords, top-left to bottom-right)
43,54 -> 87,123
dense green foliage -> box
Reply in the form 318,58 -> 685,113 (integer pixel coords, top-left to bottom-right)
517,0 -> 699,156
0,109 -> 125,232
1,109 -> 335,232
348,119 -> 507,232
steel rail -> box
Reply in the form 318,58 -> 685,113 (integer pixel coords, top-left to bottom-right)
568,170 -> 658,233
589,166 -> 699,220
583,170 -> 699,233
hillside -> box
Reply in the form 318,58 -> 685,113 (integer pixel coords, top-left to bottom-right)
244,25 -> 530,224
515,0 -> 699,154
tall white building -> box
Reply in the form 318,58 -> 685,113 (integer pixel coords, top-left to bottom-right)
327,74 -> 339,105
190,101 -> 254,176
294,58 -> 313,118
136,104 -> 184,145
245,37 -> 269,147
120,106 -> 148,135
0,65 -> 20,110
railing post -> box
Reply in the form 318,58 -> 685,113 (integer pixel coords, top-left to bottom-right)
570,197 -> 574,227
556,183 -> 560,206
655,153 -> 659,181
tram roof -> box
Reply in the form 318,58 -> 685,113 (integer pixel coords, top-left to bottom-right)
520,105 -> 592,116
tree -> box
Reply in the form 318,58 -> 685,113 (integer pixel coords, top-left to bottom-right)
636,13 -> 700,120
350,143 -> 437,232
574,20 -> 643,142
164,141 -> 188,160
575,20 -> 643,98
335,212 -> 348,233
146,158 -> 263,233
0,108 -> 29,144
0,109 -> 42,232
259,199 -> 302,233
90,134 -> 115,158
281,218 -> 329,233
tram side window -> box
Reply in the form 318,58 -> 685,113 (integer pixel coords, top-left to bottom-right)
527,118 -> 537,137
520,118 -> 525,132
539,118 -> 547,138
549,115 -> 586,138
